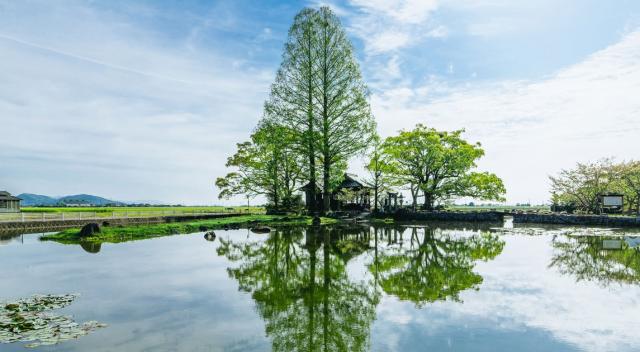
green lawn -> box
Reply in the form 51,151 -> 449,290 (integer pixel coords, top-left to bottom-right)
40,215 -> 337,244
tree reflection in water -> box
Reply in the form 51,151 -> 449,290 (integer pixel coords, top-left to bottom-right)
550,235 -> 640,286
217,225 -> 504,351
370,226 -> 504,306
217,226 -> 378,352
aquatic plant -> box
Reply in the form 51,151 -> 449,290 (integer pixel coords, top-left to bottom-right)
0,294 -> 106,348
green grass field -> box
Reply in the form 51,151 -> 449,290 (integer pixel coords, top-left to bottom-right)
20,206 -> 264,214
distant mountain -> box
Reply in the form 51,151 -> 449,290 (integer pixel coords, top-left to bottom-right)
17,193 -> 59,206
17,193 -> 126,206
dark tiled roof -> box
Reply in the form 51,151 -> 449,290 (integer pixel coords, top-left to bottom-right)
0,191 -> 21,201
337,173 -> 368,190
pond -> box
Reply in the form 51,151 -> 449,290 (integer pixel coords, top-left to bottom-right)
2,223 -> 640,351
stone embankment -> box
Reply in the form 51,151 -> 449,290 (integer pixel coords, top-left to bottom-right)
512,213 -> 640,227
393,209 -> 640,228
393,209 -> 505,222
0,213 -> 244,235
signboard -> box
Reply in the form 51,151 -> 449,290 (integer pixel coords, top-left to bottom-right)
602,195 -> 623,206
602,240 -> 623,250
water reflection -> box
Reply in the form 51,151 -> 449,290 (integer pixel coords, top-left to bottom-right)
217,224 -> 505,351
550,235 -> 640,286
80,241 -> 102,253
218,226 -> 379,352
371,226 -> 504,306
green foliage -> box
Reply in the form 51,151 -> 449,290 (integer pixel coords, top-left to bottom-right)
550,158 -> 640,214
216,123 -> 304,210
364,135 -> 395,212
380,124 -> 505,209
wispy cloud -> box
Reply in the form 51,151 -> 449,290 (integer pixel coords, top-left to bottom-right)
0,1 -> 271,204
348,0 -> 444,54
371,29 -> 640,203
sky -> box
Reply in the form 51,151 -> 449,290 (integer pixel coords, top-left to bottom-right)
1,0 -> 640,205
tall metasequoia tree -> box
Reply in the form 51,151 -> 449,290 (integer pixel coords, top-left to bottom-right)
314,7 -> 376,213
264,8 -> 321,213
265,7 -> 375,214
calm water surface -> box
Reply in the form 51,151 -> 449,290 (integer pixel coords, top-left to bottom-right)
2,223 -> 640,351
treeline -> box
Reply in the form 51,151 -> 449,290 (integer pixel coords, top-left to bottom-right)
550,159 -> 640,214
216,7 -> 505,214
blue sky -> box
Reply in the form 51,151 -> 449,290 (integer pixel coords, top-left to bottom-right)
1,0 -> 640,204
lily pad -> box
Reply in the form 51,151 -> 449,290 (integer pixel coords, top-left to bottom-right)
0,294 -> 106,348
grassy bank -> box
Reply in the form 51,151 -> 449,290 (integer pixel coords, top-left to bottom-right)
40,215 -> 337,244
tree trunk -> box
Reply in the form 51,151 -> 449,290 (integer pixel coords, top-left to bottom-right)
423,190 -> 434,210
322,161 -> 330,214
374,183 -> 379,213
410,184 -> 418,210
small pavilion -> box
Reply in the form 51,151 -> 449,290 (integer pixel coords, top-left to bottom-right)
301,173 -> 371,212
0,191 -> 21,213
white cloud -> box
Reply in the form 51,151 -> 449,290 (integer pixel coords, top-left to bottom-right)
371,29 -> 640,204
348,0 -> 444,54
0,1 -> 271,204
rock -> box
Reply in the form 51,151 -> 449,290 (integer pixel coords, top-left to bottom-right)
223,224 -> 230,231
250,226 -> 272,234
79,223 -> 100,237
204,231 -> 216,241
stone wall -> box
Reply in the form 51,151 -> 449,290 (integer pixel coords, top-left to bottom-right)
513,213 -> 640,227
393,209 -> 505,222
391,210 -> 640,228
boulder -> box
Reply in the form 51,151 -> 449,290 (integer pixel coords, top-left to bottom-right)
79,223 -> 100,237
204,231 -> 216,241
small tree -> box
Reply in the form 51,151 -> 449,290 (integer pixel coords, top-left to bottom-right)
549,159 -> 618,214
618,161 -> 640,215
381,124 -> 505,210
364,135 -> 393,213
215,123 -> 303,210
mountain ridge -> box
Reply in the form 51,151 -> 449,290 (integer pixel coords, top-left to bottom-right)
17,193 -> 126,206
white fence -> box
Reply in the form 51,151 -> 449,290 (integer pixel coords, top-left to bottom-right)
0,209 -> 255,223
